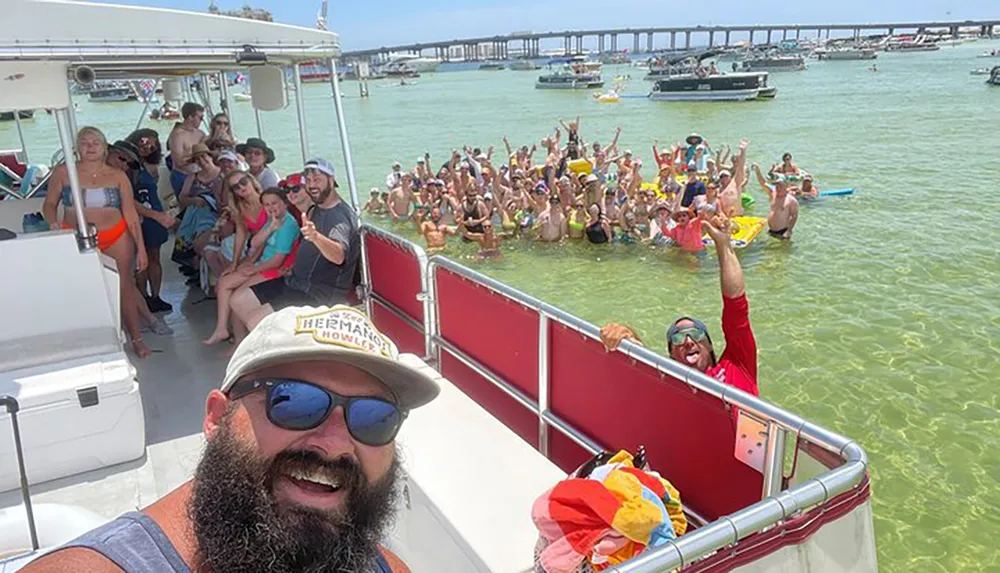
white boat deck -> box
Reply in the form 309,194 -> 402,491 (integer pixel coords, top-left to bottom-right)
0,252 -> 562,573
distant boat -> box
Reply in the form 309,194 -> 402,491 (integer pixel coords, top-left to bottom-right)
815,47 -> 878,61
509,58 -> 537,71
89,86 -> 134,102
0,109 -> 34,121
536,66 -> 604,90
479,62 -> 506,70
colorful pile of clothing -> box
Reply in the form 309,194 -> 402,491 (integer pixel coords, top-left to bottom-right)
532,449 -> 687,573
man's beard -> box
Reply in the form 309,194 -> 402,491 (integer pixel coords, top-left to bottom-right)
307,182 -> 333,205
190,416 -> 400,573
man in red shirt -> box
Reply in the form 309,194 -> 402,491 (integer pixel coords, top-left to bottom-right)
665,218 -> 757,396
600,218 -> 758,397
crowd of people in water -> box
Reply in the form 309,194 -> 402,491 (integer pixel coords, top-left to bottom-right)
363,118 -> 816,259
33,101 -> 817,366
41,101 -> 360,359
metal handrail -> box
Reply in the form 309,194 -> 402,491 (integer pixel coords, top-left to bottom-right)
360,225 -> 434,360
420,254 -> 869,572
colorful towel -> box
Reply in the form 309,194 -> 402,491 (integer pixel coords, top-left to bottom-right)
532,451 -> 686,573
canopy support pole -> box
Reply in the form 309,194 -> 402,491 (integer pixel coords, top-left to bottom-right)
292,63 -> 310,164
54,108 -> 96,251
327,57 -> 360,211
66,97 -> 79,141
13,111 -> 29,164
253,108 -> 263,138
218,71 -> 232,134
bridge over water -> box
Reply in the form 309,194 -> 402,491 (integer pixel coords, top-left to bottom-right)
341,20 -> 999,62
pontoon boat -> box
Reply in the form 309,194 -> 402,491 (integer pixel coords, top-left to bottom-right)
0,3 -> 877,573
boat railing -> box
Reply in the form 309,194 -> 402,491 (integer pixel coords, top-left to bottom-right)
360,222 -> 872,571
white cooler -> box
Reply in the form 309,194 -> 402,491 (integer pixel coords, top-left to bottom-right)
0,352 -> 145,493
0,233 -> 146,493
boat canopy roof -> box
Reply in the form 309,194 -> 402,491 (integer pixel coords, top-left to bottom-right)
2,0 -> 341,79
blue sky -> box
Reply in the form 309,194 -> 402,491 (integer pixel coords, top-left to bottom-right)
109,0 -> 996,50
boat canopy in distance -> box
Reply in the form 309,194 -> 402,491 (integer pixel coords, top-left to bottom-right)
1,0 -> 341,78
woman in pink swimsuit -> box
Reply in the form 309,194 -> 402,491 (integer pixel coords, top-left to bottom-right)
202,170 -> 266,278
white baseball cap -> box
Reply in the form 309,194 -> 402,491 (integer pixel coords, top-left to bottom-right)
221,305 -> 440,410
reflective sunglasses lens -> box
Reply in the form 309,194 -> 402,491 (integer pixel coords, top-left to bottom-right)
347,398 -> 402,446
267,381 -> 331,431
670,328 -> 707,347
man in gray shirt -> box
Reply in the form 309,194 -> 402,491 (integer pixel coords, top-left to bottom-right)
230,157 -> 360,331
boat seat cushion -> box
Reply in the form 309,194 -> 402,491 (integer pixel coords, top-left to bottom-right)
395,353 -> 565,573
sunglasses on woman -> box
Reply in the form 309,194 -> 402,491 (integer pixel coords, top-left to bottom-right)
229,175 -> 251,189
227,378 -> 406,447
215,120 -> 229,126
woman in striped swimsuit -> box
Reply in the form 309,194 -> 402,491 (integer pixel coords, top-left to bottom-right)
43,127 -> 154,358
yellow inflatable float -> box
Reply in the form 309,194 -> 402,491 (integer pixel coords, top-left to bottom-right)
702,216 -> 766,249
567,158 -> 593,175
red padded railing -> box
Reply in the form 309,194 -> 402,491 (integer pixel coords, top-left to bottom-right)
363,230 -> 425,355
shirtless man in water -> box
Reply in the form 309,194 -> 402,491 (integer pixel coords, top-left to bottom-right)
753,163 -> 799,240
420,206 -> 457,252
388,174 -> 415,221
167,102 -> 206,196
718,138 -> 750,217
463,219 -> 504,260
535,195 -> 568,242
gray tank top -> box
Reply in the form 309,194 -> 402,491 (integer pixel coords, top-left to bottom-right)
60,512 -> 190,572
59,511 -> 394,572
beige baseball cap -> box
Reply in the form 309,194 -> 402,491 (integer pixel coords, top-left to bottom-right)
221,305 -> 440,410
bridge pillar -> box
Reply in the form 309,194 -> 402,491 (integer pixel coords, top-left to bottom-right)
708,30 -> 714,47
647,32 -> 653,52
766,29 -> 772,44
749,29 -> 755,44
782,29 -> 787,40
577,35 -> 584,55
565,36 -> 571,55
670,31 -> 676,49
796,28 -> 801,39
725,30 -> 731,45
598,34 -> 605,53
684,30 -> 691,49
633,32 -> 639,53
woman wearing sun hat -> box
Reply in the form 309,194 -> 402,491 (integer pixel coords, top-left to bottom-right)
236,137 -> 280,189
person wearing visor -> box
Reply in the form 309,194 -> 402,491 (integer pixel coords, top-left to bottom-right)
26,305 -> 436,573
600,217 -> 759,397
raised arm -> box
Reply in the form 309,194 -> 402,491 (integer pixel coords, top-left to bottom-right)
752,163 -> 773,200
704,217 -> 745,297
732,138 -> 749,190
608,127 -> 622,154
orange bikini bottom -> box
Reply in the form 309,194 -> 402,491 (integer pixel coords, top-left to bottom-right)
62,218 -> 128,251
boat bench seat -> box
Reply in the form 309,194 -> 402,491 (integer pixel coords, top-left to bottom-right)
394,354 -> 565,573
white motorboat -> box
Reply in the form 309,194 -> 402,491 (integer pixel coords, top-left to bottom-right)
0,3 -> 879,573
384,52 -> 440,73
509,57 -> 537,71
815,47 -> 878,61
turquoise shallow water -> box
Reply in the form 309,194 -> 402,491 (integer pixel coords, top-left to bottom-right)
3,41 -> 1000,572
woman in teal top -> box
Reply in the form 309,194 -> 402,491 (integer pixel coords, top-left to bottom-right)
203,189 -> 301,345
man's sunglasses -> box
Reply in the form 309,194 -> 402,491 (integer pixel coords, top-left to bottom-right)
668,326 -> 708,347
228,378 -> 406,447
